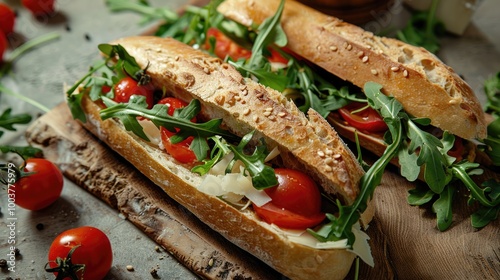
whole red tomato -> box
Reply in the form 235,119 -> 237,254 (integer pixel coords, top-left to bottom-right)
22,0 -> 55,16
253,168 -> 326,229
46,226 -> 113,280
0,3 -> 15,35
0,33 -> 7,61
9,158 -> 64,211
113,76 -> 155,108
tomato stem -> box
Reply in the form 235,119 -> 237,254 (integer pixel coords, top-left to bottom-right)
45,245 -> 86,280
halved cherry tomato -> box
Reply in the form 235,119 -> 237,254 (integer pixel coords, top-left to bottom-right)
338,102 -> 388,133
46,226 -> 112,280
9,158 -> 64,211
113,76 -> 154,108
158,97 -> 198,164
22,0 -> 55,16
253,168 -> 325,229
0,3 -> 15,35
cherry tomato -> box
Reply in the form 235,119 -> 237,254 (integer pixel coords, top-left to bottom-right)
205,27 -> 252,61
9,158 -> 63,211
158,97 -> 198,164
22,0 -> 55,16
0,33 -> 7,61
113,76 -> 154,108
338,102 -> 388,133
253,168 -> 326,229
0,3 -> 15,35
46,226 -> 113,280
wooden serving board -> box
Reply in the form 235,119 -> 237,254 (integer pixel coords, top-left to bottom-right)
25,102 -> 500,280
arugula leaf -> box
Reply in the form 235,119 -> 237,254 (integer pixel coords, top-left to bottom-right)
100,96 -> 238,161
432,185 -> 455,231
408,187 -> 435,206
0,108 -> 32,136
228,131 -> 278,189
0,145 -> 43,158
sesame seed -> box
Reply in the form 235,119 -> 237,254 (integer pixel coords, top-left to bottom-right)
333,154 -> 341,159
268,115 -> 276,121
391,66 -> 399,72
325,158 -> 334,165
325,148 -> 333,155
357,51 -> 364,57
243,108 -> 251,115
203,67 -> 210,74
241,89 -> 248,96
330,46 -> 338,51
256,92 -> 264,98
362,56 -> 369,63
209,258 -> 214,266
278,112 -> 286,117
318,151 -> 326,157
253,115 -> 260,123
263,111 -> 272,117
235,95 -> 241,101
265,107 -> 273,112
403,70 -> 409,77
347,44 -> 352,51
324,165 -> 333,172
449,99 -> 459,105
126,265 -> 135,271
371,69 -> 378,75
175,56 -> 180,61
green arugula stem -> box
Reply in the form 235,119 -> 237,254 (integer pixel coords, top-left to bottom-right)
106,0 -> 178,21
451,165 -> 500,207
7,32 -> 60,63
0,83 -> 50,113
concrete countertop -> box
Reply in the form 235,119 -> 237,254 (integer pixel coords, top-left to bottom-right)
1,0 -> 499,279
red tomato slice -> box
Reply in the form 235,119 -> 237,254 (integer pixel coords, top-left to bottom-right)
204,27 -> 289,64
253,203 -> 326,230
158,97 -> 198,164
253,168 -> 325,230
338,102 -> 388,133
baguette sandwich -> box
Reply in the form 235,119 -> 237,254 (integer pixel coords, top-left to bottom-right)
66,35 -> 376,280
208,0 -> 500,230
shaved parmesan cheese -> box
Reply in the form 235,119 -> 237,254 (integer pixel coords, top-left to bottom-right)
264,146 -> 280,162
138,119 -> 161,146
197,172 -> 271,207
348,222 -> 374,267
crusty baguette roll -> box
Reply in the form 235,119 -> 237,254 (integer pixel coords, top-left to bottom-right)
217,0 -> 487,140
75,36 -> 375,280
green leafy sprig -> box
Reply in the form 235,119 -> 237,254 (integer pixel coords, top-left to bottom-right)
482,71 -> 500,166
360,82 -> 500,231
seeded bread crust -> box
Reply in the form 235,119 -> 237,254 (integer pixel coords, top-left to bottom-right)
217,0 -> 487,140
110,35 -> 365,205
76,36 -> 376,279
